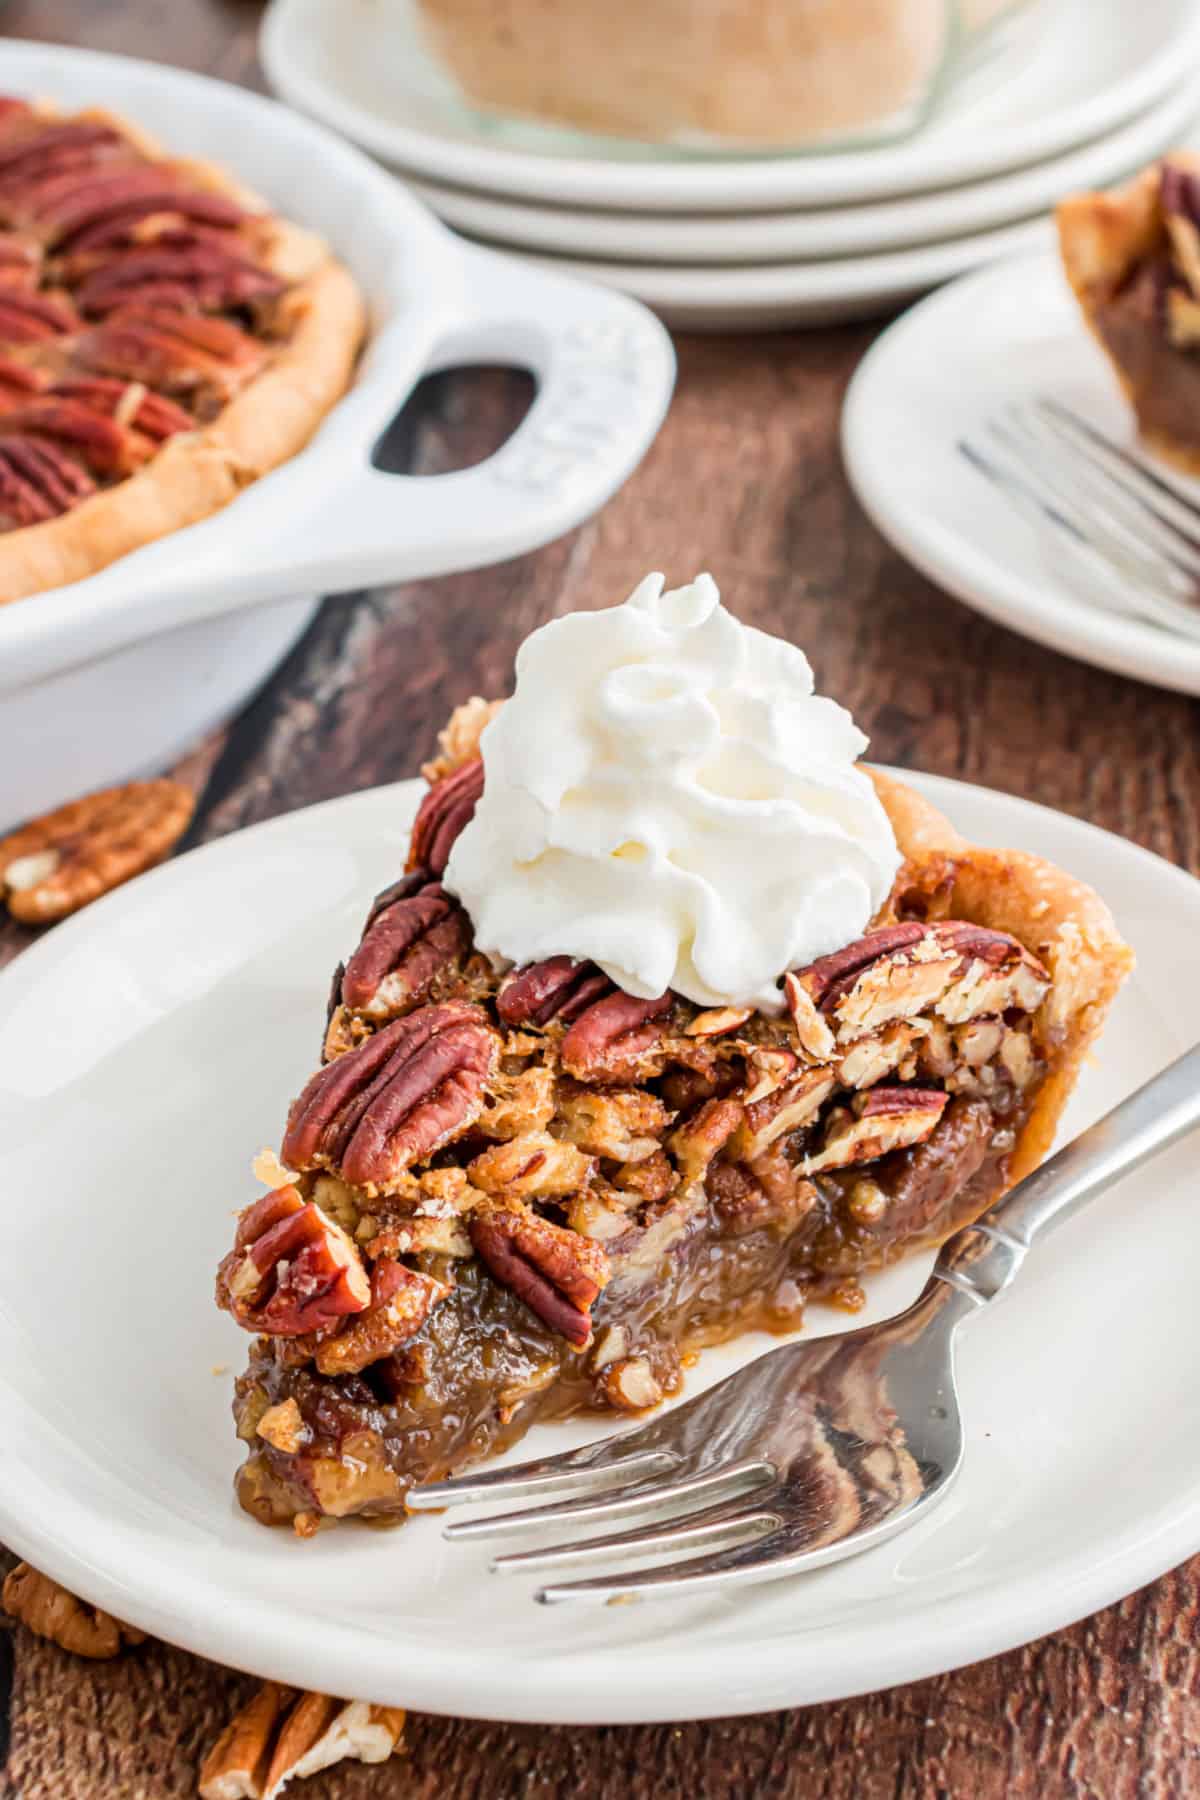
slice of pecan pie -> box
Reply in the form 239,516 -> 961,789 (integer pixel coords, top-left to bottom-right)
218,700 -> 1132,1532
1058,153 -> 1200,472
0,95 -> 364,600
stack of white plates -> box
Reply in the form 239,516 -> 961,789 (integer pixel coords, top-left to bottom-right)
262,0 -> 1200,329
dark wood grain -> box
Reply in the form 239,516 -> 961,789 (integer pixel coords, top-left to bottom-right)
2,5 -> 1200,1797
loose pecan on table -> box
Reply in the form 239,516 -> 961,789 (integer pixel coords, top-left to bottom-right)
407,755 -> 484,876
282,1000 -> 499,1188
217,1184 -> 371,1336
199,1681 -> 405,1800
2,1562 -> 145,1659
340,874 -> 472,1015
470,1200 -> 611,1347
0,777 -> 194,923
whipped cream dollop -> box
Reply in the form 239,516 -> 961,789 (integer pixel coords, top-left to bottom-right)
443,574 -> 901,1012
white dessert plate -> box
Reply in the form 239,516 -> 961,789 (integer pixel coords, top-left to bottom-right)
0,772 -> 1196,1723
842,252 -> 1200,697
498,217 -> 1054,332
260,0 -> 1199,213
401,74 -> 1200,267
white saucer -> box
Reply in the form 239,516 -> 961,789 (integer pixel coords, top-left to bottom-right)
842,252 -> 1200,696
493,217 -> 1053,331
261,0 -> 1198,213
0,775 -> 1196,1722
402,75 -> 1200,266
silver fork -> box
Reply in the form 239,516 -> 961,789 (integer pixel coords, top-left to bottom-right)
958,397 -> 1200,642
409,1043 -> 1200,1604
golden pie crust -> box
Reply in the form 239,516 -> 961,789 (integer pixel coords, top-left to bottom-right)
868,769 -> 1133,1185
0,103 -> 365,603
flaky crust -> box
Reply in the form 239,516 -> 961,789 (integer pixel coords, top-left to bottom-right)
1057,152 -> 1200,477
0,106 -> 366,603
869,768 -> 1133,1186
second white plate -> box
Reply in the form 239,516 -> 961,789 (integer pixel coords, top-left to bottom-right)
401,74 -> 1200,266
842,251 -> 1200,696
0,774 -> 1196,1722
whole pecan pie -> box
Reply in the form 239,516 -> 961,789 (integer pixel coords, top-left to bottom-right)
0,95 -> 364,601
1058,153 -> 1200,473
217,699 -> 1133,1532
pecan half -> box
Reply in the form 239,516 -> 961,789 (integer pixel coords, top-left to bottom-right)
561,988 -> 673,1082
38,166 -> 243,252
0,432 -> 94,527
0,285 -> 76,341
217,1184 -> 371,1336
470,1201 -> 611,1346
0,395 -> 153,476
497,955 -> 611,1028
669,1095 -> 744,1187
281,1000 -> 498,1188
341,877 -> 471,1016
74,239 -> 284,316
2,1563 -> 145,1660
72,307 -> 266,408
0,232 -> 40,286
0,778 -> 194,922
314,1259 -> 450,1375
408,756 -> 484,876
804,1086 -> 949,1174
199,1683 -> 405,1800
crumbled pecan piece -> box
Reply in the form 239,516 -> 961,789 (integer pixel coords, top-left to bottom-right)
0,778 -> 194,923
837,1020 -> 924,1089
3,1563 -> 145,1659
686,1004 -> 754,1038
782,970 -> 836,1061
341,876 -> 472,1016
282,1000 -> 498,1188
602,1356 -> 664,1412
478,1063 -> 556,1139
470,1201 -> 611,1346
468,1131 -> 593,1199
733,1066 -> 837,1159
561,988 -> 673,1082
408,756 -> 484,876
669,1095 -> 744,1187
612,1148 -> 676,1204
314,1259 -> 450,1375
256,1398 -> 306,1455
217,1185 -> 371,1336
804,1086 -> 949,1174
741,1043 -> 802,1104
497,955 -> 611,1028
554,1082 -> 672,1161
199,1682 -> 405,1800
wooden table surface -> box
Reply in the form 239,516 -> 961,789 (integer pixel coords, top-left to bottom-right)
2,3 -> 1199,1795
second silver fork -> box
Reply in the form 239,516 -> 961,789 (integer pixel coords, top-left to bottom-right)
960,396 -> 1200,642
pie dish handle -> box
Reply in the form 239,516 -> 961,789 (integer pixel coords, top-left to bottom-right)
0,247 -> 675,695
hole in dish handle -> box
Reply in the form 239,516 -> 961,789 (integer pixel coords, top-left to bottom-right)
277,249 -> 676,592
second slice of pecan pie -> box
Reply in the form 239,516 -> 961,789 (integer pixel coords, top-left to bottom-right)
217,704 -> 1132,1532
1058,152 -> 1200,473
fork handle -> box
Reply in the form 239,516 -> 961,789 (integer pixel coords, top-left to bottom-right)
933,1041 -> 1200,1305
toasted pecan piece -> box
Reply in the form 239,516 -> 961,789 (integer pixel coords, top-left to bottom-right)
470,1200 -> 611,1346
408,755 -> 483,876
0,778 -> 194,923
199,1681 -> 405,1800
2,1562 -> 145,1659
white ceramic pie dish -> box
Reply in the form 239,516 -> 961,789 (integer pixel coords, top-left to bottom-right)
0,44 -> 675,831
